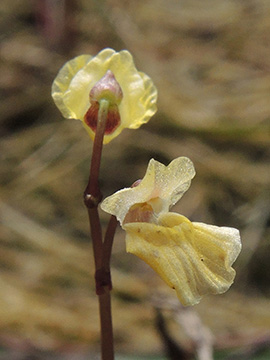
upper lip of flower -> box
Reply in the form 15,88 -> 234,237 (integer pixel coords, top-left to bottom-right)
101,157 -> 196,225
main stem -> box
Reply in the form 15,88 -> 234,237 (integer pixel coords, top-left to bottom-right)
84,99 -> 115,360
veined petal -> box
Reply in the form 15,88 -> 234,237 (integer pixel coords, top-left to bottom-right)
127,72 -> 158,129
52,55 -> 93,119
149,157 -> 195,207
123,212 -> 241,306
101,157 -> 195,224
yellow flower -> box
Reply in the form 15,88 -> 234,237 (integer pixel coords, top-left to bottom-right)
52,48 -> 157,144
101,158 -> 241,306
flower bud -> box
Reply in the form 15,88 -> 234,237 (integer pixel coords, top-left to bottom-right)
90,70 -> 123,106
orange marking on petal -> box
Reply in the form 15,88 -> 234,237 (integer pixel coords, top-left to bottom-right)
123,202 -> 154,224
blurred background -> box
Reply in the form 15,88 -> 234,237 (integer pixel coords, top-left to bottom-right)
0,0 -> 270,359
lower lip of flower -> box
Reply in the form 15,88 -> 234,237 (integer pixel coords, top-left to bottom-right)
84,102 -> 121,135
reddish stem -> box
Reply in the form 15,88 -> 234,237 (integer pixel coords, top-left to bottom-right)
84,99 -> 115,360
85,99 -> 108,203
102,215 -> 118,272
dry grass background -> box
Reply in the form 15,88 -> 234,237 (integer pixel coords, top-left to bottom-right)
0,0 -> 270,359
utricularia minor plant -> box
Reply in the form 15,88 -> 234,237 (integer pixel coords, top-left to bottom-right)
52,48 -> 241,360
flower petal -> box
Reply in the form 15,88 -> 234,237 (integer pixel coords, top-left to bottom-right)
101,157 -> 195,224
152,157 -> 196,207
52,54 -> 93,119
127,72 -> 158,129
123,212 -> 241,306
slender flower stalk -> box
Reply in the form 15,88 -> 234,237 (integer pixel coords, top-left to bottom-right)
84,99 -> 115,360
102,215 -> 118,272
85,99 -> 109,206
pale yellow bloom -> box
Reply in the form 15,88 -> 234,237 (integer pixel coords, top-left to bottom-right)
101,158 -> 241,306
52,48 -> 157,144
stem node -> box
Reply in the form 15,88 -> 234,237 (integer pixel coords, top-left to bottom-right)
84,192 -> 103,208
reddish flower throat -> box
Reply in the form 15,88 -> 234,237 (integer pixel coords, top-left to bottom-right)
84,102 -> 121,134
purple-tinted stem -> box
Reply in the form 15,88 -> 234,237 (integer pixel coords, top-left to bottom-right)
84,99 -> 115,360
